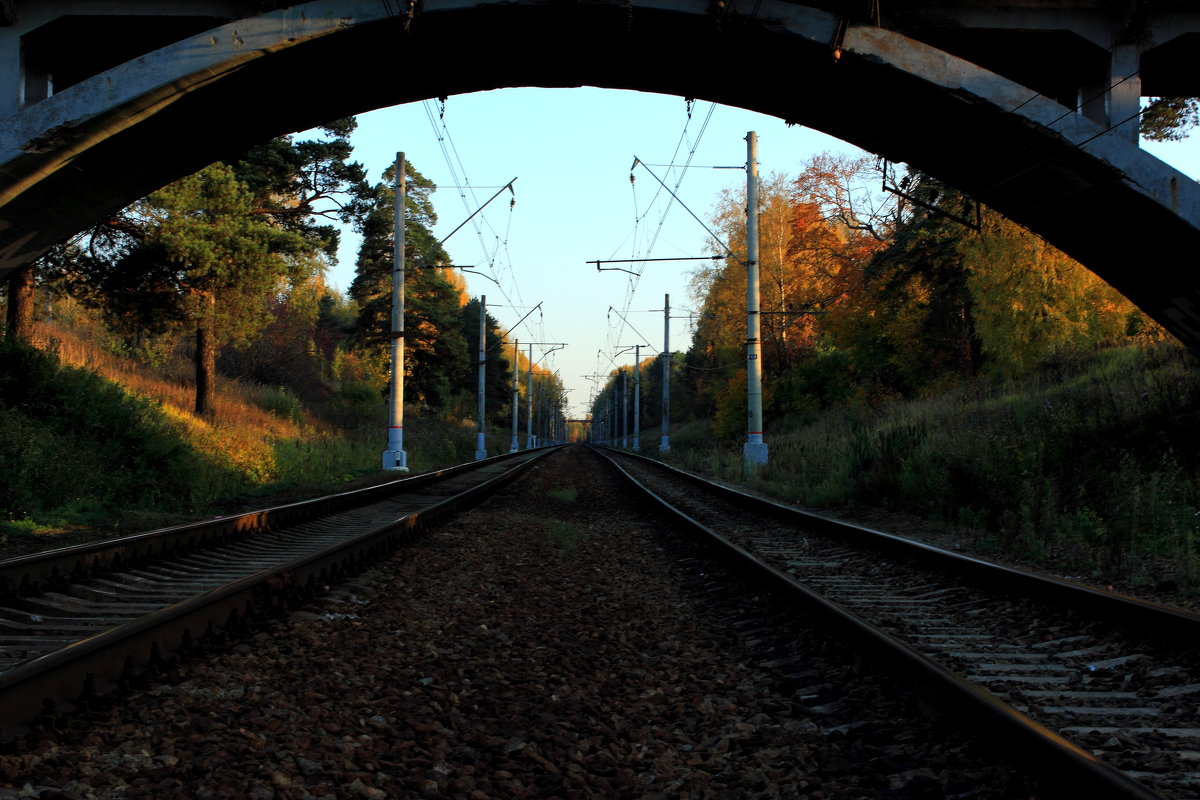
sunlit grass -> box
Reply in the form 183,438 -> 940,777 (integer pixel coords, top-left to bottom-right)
36,322 -> 304,439
11,320 -> 480,531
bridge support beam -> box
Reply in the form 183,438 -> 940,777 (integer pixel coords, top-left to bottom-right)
1079,43 -> 1141,144
1109,44 -> 1141,145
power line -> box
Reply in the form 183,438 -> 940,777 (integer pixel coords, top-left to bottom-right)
421,99 -> 527,318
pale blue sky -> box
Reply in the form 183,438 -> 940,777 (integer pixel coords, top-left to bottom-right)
317,87 -> 1199,418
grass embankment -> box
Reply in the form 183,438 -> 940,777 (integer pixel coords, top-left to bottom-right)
0,324 -> 480,554
661,343 -> 1200,592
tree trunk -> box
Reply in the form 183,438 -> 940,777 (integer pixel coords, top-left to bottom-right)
194,322 -> 216,418
5,266 -> 34,341
194,294 -> 217,418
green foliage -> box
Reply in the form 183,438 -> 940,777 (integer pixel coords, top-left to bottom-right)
962,211 -> 1147,376
270,437 -> 381,486
1141,97 -> 1200,142
42,122 -> 371,419
348,163 -> 474,410
145,162 -> 312,333
0,338 -> 202,523
666,342 -> 1200,589
862,175 -> 982,388
768,346 -> 858,421
258,385 -> 304,424
234,118 -> 370,257
458,297 -> 513,426
713,370 -> 749,440
678,158 -> 1164,448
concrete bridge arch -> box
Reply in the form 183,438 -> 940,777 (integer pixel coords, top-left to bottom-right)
0,0 -> 1198,347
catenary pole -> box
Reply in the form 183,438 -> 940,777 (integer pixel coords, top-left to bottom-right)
527,342 -> 535,449
520,342 -> 567,449
744,132 -> 769,468
610,386 -> 615,446
382,152 -> 409,472
661,293 -> 671,453
474,295 -> 488,460
620,369 -> 628,449
510,339 -> 520,452
632,345 -> 642,452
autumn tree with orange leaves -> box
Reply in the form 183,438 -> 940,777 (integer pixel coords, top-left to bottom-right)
682,154 -> 1161,435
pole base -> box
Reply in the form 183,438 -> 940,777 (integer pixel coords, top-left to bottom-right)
474,448 -> 488,460
382,449 -> 409,472
743,440 -> 769,469
659,436 -> 670,454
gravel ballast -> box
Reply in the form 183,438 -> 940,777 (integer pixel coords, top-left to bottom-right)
1,448 -> 1050,799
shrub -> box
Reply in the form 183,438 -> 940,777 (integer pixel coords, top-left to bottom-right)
0,338 -> 200,521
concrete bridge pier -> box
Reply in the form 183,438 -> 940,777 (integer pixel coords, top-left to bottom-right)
1080,43 -> 1142,144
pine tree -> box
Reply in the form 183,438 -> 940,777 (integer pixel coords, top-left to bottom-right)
348,162 -> 469,411
142,163 -> 312,416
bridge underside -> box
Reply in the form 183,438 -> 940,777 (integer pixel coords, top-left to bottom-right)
0,1 -> 1198,347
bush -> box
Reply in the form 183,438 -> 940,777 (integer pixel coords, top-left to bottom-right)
258,385 -> 304,424
0,338 -> 200,522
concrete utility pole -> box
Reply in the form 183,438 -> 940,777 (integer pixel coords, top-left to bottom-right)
604,388 -> 614,443
474,295 -> 488,460
581,374 -> 608,443
520,342 -> 566,449
614,371 -> 624,450
534,388 -> 542,446
744,132 -> 769,469
632,349 -> 641,451
382,152 -> 409,472
661,293 -> 671,454
624,344 -> 649,452
510,339 -> 520,453
527,342 -> 535,449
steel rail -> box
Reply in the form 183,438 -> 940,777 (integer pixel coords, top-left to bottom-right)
0,446 -> 561,739
599,447 -> 1200,640
1,448 -> 546,598
592,445 -> 1166,800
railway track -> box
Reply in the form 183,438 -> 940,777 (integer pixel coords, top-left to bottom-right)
0,445 -> 1058,798
597,446 -> 1200,800
0,447 -> 558,740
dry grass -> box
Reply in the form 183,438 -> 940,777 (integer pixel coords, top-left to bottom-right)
29,322 -> 318,489
33,321 -> 301,440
